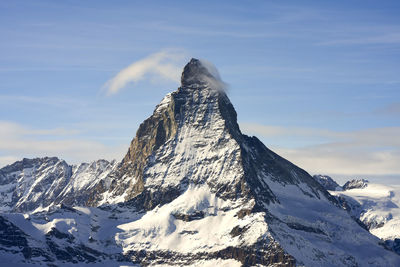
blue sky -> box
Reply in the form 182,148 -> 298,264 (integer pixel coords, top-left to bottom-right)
1,1 -> 399,184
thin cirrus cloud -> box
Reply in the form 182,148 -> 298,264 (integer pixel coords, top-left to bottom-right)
0,121 -> 126,167
103,50 -> 188,95
240,123 -> 400,177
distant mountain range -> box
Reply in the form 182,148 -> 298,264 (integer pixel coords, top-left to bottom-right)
313,174 -> 400,256
0,59 -> 399,266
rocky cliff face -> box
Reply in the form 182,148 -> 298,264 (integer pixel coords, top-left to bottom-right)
1,59 -> 399,266
99,59 -> 334,211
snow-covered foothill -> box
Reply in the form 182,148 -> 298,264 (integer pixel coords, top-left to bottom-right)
330,183 -> 400,241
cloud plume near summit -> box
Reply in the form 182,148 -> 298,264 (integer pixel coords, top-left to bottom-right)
104,50 -> 187,95
198,59 -> 228,91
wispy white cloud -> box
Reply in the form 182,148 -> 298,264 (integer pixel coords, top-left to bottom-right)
241,123 -> 400,176
241,123 -> 400,146
0,121 -> 126,167
276,146 -> 400,177
197,59 -> 228,91
0,121 -> 81,137
103,50 -> 188,95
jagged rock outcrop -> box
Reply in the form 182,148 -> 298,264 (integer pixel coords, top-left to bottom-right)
313,174 -> 342,191
343,179 -> 369,190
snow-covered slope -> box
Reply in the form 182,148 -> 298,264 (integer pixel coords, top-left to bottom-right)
330,182 -> 400,252
312,176 -> 400,256
1,58 -> 399,266
0,158 -> 118,212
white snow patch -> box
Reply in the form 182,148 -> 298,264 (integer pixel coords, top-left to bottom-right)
116,185 -> 267,254
331,183 -> 400,240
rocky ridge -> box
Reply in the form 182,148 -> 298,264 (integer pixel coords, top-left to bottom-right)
343,179 -> 369,190
0,157 -> 118,213
312,174 -> 342,191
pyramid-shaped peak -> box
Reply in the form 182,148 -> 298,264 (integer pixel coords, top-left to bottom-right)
181,58 -> 222,88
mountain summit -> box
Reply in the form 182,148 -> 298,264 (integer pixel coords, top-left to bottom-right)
181,58 -> 216,85
1,59 -> 399,266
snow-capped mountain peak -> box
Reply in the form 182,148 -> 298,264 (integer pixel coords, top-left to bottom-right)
181,58 -> 223,88
1,59 -> 399,266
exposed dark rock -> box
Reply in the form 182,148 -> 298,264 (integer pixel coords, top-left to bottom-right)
286,222 -> 326,235
59,203 -> 77,212
46,227 -> 75,242
343,179 -> 369,191
173,211 -> 205,222
385,238 -> 400,255
0,215 -> 28,248
236,208 -> 253,219
179,230 -> 198,235
0,216 -> 53,261
313,174 -> 341,191
181,58 -> 216,87
230,225 -> 249,237
125,239 -> 296,267
45,239 -> 104,263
